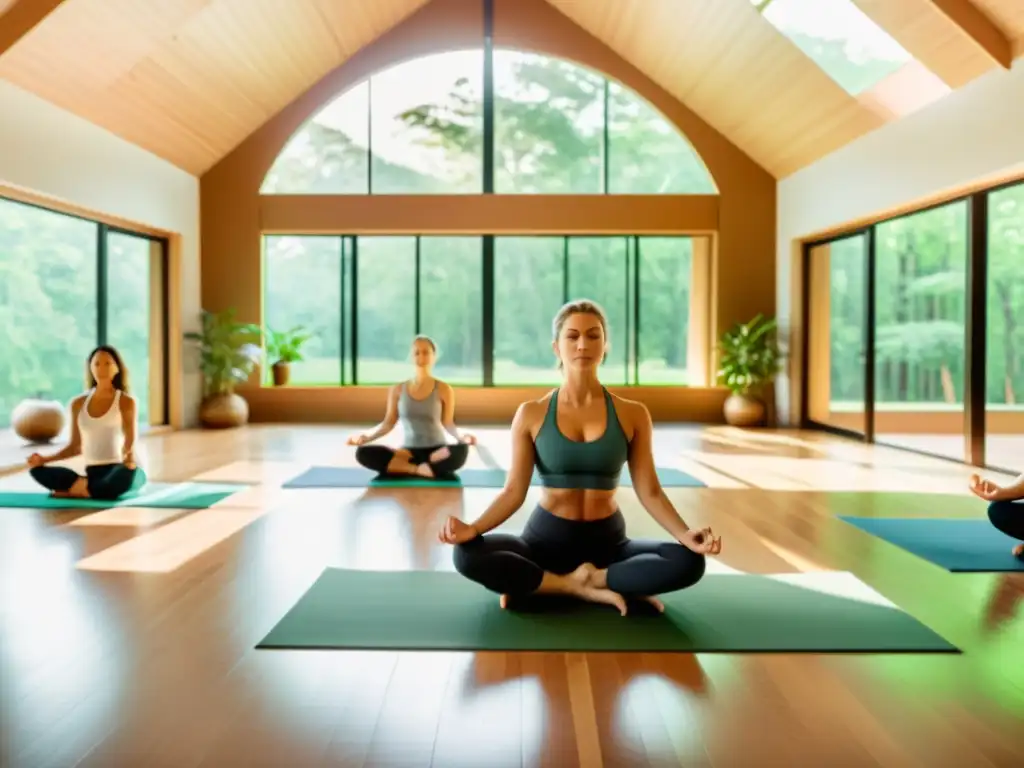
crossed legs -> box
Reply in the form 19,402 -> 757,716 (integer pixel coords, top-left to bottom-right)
356,443 -> 469,479
988,501 -> 1024,558
30,463 -> 141,501
452,507 -> 706,615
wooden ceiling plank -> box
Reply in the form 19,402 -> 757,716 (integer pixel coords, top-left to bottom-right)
929,0 -> 1013,68
0,0 -> 64,56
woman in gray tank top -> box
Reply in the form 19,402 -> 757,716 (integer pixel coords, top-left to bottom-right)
347,336 -> 476,480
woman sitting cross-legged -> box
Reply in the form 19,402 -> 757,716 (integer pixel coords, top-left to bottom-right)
348,335 -> 476,480
970,472 -> 1024,559
26,345 -> 145,501
437,299 -> 721,617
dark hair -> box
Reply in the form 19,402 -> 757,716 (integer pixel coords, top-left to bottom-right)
85,345 -> 130,393
412,335 -> 437,353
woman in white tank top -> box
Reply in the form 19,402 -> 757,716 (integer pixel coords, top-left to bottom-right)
26,345 -> 146,500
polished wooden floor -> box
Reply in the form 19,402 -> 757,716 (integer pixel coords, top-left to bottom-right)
1,424 -> 1023,768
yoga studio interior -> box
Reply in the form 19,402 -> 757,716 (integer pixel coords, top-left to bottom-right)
2,0 -> 1024,766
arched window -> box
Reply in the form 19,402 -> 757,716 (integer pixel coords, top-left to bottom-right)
261,49 -> 716,195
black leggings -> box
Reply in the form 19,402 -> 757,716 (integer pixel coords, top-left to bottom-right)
355,443 -> 470,478
30,463 -> 140,501
989,501 -> 1024,542
453,505 -> 706,599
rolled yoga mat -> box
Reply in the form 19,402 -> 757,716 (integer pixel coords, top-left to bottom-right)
257,568 -> 957,653
0,481 -> 247,510
281,465 -> 706,489
840,516 -> 1024,573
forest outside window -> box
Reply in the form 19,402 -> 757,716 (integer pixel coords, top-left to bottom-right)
261,235 -> 704,388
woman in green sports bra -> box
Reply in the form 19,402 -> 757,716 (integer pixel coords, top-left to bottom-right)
438,299 -> 722,616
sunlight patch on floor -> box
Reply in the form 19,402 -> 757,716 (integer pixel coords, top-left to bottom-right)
75,507 -> 268,572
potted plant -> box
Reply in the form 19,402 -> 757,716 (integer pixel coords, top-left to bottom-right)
716,313 -> 783,427
184,308 -> 263,428
265,325 -> 311,386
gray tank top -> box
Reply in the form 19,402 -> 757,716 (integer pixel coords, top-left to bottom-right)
398,382 -> 448,448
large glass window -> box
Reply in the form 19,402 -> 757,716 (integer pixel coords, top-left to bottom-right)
261,49 -> 715,196
418,237 -> 484,385
262,234 -> 699,388
106,231 -> 163,424
805,235 -> 869,435
493,237 -> 565,385
985,183 -> 1024,471
637,237 -> 694,385
0,197 -> 168,428
493,51 -> 604,194
874,202 -> 967,460
607,84 -> 715,195
263,236 -> 343,386
566,237 -> 629,384
356,237 -> 417,384
262,82 -> 371,195
370,51 -> 484,194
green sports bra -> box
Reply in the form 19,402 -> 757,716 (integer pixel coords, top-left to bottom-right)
533,387 -> 629,491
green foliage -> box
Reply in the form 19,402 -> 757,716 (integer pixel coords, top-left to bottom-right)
183,309 -> 263,396
266,325 -> 312,364
717,315 -> 783,396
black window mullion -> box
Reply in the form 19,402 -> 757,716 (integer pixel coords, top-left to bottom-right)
97,223 -> 108,346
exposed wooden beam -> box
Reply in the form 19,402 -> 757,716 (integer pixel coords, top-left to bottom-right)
929,0 -> 1013,69
0,0 -> 65,57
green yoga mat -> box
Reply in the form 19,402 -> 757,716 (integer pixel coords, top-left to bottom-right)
0,481 -> 246,510
257,568 -> 958,653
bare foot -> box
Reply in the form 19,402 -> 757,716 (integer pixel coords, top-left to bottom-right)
429,446 -> 451,463
415,463 -> 435,478
1013,544 -> 1024,559
577,567 -> 664,613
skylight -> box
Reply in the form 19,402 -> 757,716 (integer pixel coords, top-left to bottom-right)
753,0 -> 913,95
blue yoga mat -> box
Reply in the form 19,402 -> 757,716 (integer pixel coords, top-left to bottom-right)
282,465 -> 706,489
839,517 -> 1024,572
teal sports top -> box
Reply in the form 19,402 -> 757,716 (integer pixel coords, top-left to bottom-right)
533,388 -> 629,491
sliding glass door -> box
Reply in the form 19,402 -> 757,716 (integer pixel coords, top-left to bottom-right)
805,232 -> 871,437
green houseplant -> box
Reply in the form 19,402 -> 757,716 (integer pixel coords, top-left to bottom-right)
716,314 -> 783,427
265,325 -> 312,387
184,308 -> 263,428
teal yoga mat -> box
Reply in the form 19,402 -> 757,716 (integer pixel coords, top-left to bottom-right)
840,516 -> 1024,572
0,481 -> 246,510
281,465 -> 706,489
257,568 -> 957,653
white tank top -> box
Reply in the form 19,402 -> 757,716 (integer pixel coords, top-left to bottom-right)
78,389 -> 131,466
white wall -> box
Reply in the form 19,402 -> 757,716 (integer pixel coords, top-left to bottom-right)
0,80 -> 202,427
776,59 -> 1024,424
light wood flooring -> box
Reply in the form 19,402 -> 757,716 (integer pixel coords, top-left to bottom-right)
1,424 -> 1023,768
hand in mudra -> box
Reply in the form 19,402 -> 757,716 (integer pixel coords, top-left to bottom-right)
438,516 -> 478,545
347,434 -> 368,447
26,453 -> 45,468
679,527 -> 722,555
460,433 -> 477,445
969,473 -> 1002,501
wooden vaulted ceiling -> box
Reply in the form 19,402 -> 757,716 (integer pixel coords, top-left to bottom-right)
0,0 -> 1021,178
